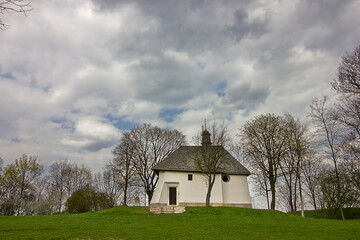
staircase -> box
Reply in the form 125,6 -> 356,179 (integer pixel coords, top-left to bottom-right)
150,206 -> 186,214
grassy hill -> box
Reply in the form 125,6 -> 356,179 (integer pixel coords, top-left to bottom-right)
290,208 -> 360,220
0,206 -> 359,239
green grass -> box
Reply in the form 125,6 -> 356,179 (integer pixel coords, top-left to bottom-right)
0,206 -> 359,239
290,208 -> 360,220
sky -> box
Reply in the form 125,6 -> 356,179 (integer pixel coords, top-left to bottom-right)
1,0 -> 360,178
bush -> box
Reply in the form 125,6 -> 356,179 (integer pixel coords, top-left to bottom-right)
66,188 -> 114,213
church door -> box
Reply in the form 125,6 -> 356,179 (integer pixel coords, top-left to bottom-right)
169,187 -> 177,205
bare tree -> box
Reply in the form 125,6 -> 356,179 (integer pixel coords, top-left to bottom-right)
239,113 -> 288,210
68,165 -> 93,196
48,160 -> 73,214
0,0 -> 33,30
301,153 -> 324,210
309,97 -> 346,220
130,123 -> 186,204
93,169 -> 121,207
110,132 -> 136,206
251,170 -> 271,209
280,113 -> 311,215
191,121 -> 230,206
48,160 -> 92,213
332,45 -> 360,94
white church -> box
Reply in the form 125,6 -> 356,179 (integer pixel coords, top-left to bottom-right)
150,129 -> 252,213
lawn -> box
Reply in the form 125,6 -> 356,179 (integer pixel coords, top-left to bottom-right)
0,206 -> 359,239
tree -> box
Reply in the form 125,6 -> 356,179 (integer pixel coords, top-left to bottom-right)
110,132 -> 136,206
309,97 -> 346,220
319,166 -> 358,212
66,188 -> 94,214
332,45 -> 360,94
48,160 -> 73,214
66,187 -> 114,213
239,113 -> 288,210
0,0 -> 33,30
93,168 -> 121,207
48,161 -> 92,214
0,154 -> 43,215
280,113 -> 311,215
191,121 -> 230,206
251,169 -> 271,209
63,164 -> 92,198
301,153 -> 324,210
129,123 -> 186,204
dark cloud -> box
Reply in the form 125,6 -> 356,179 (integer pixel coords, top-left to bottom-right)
225,8 -> 269,42
129,52 -> 218,106
293,0 -> 359,53
1,0 -> 359,173
220,82 -> 270,114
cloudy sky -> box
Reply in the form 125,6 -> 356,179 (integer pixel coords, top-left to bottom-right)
1,0 -> 359,175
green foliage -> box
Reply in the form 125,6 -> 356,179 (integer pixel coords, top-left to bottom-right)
0,154 -> 43,216
319,167 -> 359,210
66,188 -> 114,213
290,208 -> 360,220
0,207 -> 359,239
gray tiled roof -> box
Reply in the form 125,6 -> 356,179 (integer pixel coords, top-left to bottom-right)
153,146 -> 251,175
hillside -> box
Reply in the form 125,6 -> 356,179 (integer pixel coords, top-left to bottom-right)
290,208 -> 360,220
0,207 -> 359,239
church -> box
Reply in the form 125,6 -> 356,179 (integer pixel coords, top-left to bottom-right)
150,129 -> 252,213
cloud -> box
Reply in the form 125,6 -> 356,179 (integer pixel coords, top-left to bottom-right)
225,8 -> 269,42
62,116 -> 121,152
219,82 -> 270,115
0,0 -> 359,176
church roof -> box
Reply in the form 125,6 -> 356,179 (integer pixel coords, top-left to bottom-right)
152,146 -> 251,175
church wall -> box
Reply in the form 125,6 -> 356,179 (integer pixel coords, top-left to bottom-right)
222,175 -> 252,205
151,171 -> 252,207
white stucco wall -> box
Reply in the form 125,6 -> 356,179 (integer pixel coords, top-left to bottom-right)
151,170 -> 252,206
222,175 -> 251,204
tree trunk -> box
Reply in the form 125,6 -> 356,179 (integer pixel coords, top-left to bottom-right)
265,186 -> 270,210
58,191 -> 63,214
205,174 -> 216,206
270,180 -> 276,210
298,175 -> 305,217
146,189 -> 153,206
311,191 -> 317,210
123,178 -> 128,206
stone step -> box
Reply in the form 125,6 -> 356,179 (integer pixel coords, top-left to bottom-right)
150,206 -> 186,214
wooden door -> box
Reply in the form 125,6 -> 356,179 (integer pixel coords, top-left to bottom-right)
169,187 -> 177,205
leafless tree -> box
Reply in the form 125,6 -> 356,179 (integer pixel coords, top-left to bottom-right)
93,169 -> 121,207
192,121 -> 230,206
67,164 -> 92,196
279,113 -> 311,215
301,153 -> 324,210
250,168 -> 271,209
309,97 -> 346,220
331,44 -> 360,166
332,45 -> 360,95
110,132 -> 137,206
48,160 -> 73,214
129,123 -> 186,204
239,113 -> 288,210
0,0 -> 33,30
48,160 -> 92,213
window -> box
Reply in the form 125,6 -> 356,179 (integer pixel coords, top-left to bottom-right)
188,174 -> 193,181
222,174 -> 230,183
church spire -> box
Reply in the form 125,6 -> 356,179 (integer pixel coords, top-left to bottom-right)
201,119 -> 211,146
